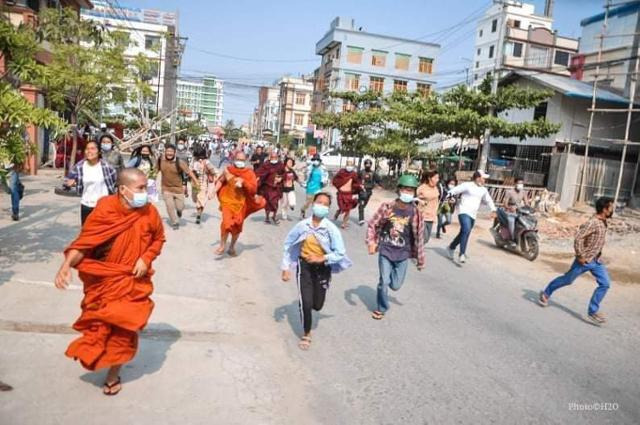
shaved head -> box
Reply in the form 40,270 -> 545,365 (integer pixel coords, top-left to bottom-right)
234,151 -> 247,161
346,159 -> 355,166
117,168 -> 146,187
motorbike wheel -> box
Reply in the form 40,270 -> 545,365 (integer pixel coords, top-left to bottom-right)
522,233 -> 539,261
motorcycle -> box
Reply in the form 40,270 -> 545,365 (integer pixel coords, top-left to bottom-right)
490,206 -> 539,261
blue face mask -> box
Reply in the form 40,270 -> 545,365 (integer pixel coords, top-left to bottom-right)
312,204 -> 329,219
124,186 -> 148,208
101,143 -> 112,152
399,192 -> 414,203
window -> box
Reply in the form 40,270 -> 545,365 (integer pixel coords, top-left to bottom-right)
393,79 -> 408,93
533,102 -> 548,121
370,76 -> 384,93
418,57 -> 433,73
347,46 -> 364,64
513,20 -> 521,28
474,74 -> 478,81
513,42 -> 523,58
491,19 -> 497,33
417,83 -> 431,98
295,93 -> 306,105
554,50 -> 571,66
477,48 -> 481,56
345,73 -> 360,91
489,45 -> 495,59
395,53 -> 411,71
476,61 -> 479,69
527,46 -> 549,66
371,50 -> 387,67
145,35 -> 161,50
294,113 -> 304,126
479,29 -> 483,38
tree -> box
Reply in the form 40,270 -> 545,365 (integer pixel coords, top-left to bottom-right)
0,16 -> 67,176
39,8 -> 128,168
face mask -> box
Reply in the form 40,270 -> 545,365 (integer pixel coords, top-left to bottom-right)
448,184 -> 455,190
270,159 -> 278,165
101,143 -> 112,152
234,160 -> 246,169
178,144 -> 185,150
123,186 -> 148,208
311,160 -> 320,167
399,192 -> 414,203
141,154 -> 150,160
364,165 -> 371,171
516,183 -> 524,191
346,166 -> 354,172
312,203 -> 329,218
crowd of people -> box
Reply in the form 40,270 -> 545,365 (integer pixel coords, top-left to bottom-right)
45,137 -> 616,395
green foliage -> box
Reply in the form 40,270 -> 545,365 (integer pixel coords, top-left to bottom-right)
0,17 -> 67,171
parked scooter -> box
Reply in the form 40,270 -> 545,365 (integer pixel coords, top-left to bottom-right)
491,206 -> 539,261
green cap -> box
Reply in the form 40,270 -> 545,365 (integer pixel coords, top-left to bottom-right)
397,174 -> 419,188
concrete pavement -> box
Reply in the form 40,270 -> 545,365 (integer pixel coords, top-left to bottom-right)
1,170 -> 639,424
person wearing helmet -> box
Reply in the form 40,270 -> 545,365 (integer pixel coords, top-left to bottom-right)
447,170 -> 497,264
366,174 -> 425,320
358,158 -> 381,225
300,153 -> 329,218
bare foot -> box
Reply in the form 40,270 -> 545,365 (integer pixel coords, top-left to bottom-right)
227,247 -> 238,257
214,246 -> 225,255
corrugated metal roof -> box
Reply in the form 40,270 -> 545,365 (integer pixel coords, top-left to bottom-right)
509,71 -> 632,105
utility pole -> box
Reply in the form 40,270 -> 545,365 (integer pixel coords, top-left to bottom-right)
578,0 -> 611,203
275,80 -> 282,147
478,0 -> 505,170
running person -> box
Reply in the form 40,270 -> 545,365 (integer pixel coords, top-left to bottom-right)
281,192 -> 351,350
357,159 -> 381,225
300,154 -> 329,218
281,157 -> 299,220
366,175 -> 425,320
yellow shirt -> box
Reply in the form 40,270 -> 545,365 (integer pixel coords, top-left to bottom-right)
301,234 -> 325,261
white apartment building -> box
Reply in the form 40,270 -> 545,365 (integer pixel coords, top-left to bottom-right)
81,0 -> 180,116
472,1 -> 578,85
257,86 -> 280,138
278,76 -> 314,141
176,76 -> 224,126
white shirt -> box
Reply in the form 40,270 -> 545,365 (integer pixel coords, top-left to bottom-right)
449,181 -> 496,219
81,161 -> 108,207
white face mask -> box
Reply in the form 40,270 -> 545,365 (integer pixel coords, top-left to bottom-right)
234,160 -> 246,169
270,159 -> 278,164
346,166 -> 354,172
516,183 -> 524,191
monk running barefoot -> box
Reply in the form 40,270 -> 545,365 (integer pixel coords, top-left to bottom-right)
255,151 -> 285,225
332,159 -> 362,229
214,151 -> 266,256
54,168 -> 166,396
281,193 -> 352,350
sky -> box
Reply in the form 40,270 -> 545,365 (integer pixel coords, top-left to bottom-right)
127,0 -> 605,125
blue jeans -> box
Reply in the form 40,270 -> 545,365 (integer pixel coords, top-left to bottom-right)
449,213 -> 475,255
8,170 -> 21,216
377,255 -> 409,313
543,258 -> 611,315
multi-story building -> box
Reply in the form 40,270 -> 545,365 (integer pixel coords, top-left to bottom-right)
313,17 -> 439,146
81,0 -> 181,117
571,1 -> 640,101
176,76 -> 224,126
278,76 -> 313,143
0,0 -> 94,174
472,1 -> 578,85
256,86 -> 280,139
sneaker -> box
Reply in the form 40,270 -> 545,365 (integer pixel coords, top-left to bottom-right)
11,214 -> 19,221
587,312 -> 606,326
447,247 -> 456,260
538,291 -> 549,307
459,254 -> 467,263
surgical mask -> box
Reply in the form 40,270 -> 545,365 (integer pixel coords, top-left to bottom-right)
270,159 -> 278,164
234,160 -> 246,168
516,183 -> 524,191
448,184 -> 455,190
123,186 -> 148,208
399,192 -> 414,203
178,144 -> 185,150
311,160 -> 320,167
312,203 -> 329,218
346,166 -> 354,172
101,143 -> 112,152
141,154 -> 150,160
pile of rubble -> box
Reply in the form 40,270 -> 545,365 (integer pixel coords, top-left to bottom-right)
538,207 -> 640,240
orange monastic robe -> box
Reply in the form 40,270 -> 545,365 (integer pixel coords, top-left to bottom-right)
64,195 -> 165,371
217,165 -> 266,235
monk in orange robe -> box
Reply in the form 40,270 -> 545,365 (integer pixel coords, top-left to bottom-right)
54,168 -> 165,396
215,151 -> 265,256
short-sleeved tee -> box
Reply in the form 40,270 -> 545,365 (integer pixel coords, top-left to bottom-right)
505,189 -> 525,210
379,203 -> 415,262
160,158 -> 190,194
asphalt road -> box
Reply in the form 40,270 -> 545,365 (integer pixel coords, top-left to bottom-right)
1,170 -> 639,425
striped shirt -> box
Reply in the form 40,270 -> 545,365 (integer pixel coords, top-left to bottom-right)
574,216 -> 607,263
68,159 -> 117,196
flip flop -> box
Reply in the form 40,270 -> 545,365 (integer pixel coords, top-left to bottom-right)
298,336 -> 312,350
371,311 -> 385,320
103,377 -> 121,396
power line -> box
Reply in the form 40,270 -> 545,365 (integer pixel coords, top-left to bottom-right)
189,47 -> 318,63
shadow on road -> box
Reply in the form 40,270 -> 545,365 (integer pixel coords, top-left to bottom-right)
79,322 -> 181,388
273,301 -> 333,338
521,289 -> 590,325
343,285 -> 402,311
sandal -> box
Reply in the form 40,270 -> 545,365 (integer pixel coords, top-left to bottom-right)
214,246 -> 225,256
298,336 -> 312,350
227,248 -> 238,257
272,217 -> 281,225
371,311 -> 385,320
103,377 -> 121,396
